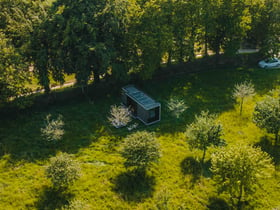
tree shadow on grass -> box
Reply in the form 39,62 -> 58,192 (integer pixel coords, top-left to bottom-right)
207,197 -> 230,210
180,156 -> 212,184
35,186 -> 73,210
113,169 -> 156,202
254,136 -> 280,165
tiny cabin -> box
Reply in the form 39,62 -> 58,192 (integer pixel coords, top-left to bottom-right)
121,85 -> 161,125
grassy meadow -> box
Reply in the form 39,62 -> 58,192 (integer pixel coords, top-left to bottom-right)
1,66 -> 280,209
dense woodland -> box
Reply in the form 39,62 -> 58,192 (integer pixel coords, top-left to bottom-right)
0,1 -> 280,210
0,0 -> 279,106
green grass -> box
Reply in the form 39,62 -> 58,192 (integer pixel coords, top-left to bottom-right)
1,67 -> 280,209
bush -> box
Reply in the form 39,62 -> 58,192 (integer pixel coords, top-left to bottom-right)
46,153 -> 81,190
108,105 -> 131,128
121,131 -> 160,171
41,114 -> 64,142
167,97 -> 188,118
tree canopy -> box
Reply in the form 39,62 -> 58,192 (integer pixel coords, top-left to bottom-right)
253,94 -> 280,144
211,144 -> 274,208
0,32 -> 30,106
185,111 -> 225,163
0,0 -> 279,97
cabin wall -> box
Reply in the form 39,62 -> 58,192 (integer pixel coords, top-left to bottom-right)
137,105 -> 148,123
121,92 -> 127,105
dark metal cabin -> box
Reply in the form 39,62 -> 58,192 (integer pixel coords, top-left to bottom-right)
122,85 -> 161,125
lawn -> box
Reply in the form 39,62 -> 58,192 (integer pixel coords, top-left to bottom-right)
0,66 -> 280,209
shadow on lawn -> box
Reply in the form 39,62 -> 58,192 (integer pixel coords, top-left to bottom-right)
0,99 -> 114,162
144,67 -> 280,135
113,169 -> 156,202
180,156 -> 212,184
35,186 -> 73,210
207,197 -> 230,210
255,136 -> 280,165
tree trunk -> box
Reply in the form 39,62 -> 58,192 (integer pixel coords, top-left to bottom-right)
189,27 -> 196,61
237,184 -> 243,210
204,33 -> 208,57
239,98 -> 244,116
202,148 -> 206,164
167,50 -> 172,66
275,131 -> 279,145
94,70 -> 100,83
44,84 -> 50,95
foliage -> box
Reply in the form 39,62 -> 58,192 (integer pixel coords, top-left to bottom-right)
211,144 -> 274,207
121,131 -> 160,170
233,81 -> 255,115
253,95 -> 280,144
0,0 -> 50,48
0,0 -> 278,92
186,111 -> 225,163
258,0 -> 280,57
167,97 -> 188,118
108,105 -> 131,128
41,114 -> 65,142
31,0 -> 134,92
0,32 -> 31,106
46,153 -> 81,190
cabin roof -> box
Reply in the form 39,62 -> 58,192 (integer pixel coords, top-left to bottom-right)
122,85 -> 160,110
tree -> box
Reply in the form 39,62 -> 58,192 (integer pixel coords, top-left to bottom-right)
0,0 -> 50,48
256,0 -> 280,57
46,153 -> 80,190
233,81 -> 255,115
253,95 -> 280,145
41,114 -> 65,142
211,144 -> 274,208
0,32 -> 31,107
108,105 -> 131,128
129,0 -> 173,79
185,111 -> 225,163
207,0 -> 253,55
31,0 -> 134,92
0,0 -> 52,93
167,97 -> 188,119
121,131 -> 160,171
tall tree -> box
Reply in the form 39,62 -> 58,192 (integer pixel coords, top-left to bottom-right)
259,0 -> 280,57
129,0 -> 173,79
0,32 -> 30,106
207,0 -> 252,55
1,0 -> 51,94
0,0 -> 50,49
32,0 -> 135,92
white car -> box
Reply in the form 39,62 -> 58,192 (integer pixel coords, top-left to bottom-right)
258,58 -> 280,69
